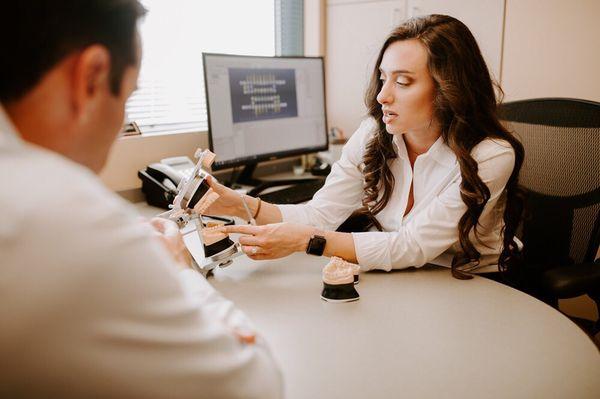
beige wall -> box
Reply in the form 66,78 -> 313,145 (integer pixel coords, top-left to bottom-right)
304,0 -> 326,56
501,0 -> 600,102
99,131 -> 206,192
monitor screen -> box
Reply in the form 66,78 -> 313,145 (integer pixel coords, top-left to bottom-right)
203,53 -> 328,170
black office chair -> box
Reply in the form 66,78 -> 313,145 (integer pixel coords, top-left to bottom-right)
499,98 -> 600,337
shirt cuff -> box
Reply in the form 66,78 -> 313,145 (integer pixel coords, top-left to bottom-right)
277,204 -> 307,224
351,232 -> 392,271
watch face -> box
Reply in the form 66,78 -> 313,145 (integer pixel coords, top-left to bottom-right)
307,235 -> 326,256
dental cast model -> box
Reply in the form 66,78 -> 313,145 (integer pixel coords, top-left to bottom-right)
193,188 -> 220,215
159,148 -> 242,271
321,257 -> 360,303
192,190 -> 236,258
202,224 -> 236,258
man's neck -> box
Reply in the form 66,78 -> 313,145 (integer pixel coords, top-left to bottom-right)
4,91 -> 76,157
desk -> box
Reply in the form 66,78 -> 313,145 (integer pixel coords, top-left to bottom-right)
137,204 -> 600,398
213,256 -> 600,398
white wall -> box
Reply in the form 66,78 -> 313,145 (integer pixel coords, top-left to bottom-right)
501,0 -> 600,102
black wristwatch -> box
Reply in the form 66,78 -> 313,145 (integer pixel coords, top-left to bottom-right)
306,235 -> 326,256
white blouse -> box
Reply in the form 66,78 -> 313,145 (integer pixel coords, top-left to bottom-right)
279,119 -> 516,273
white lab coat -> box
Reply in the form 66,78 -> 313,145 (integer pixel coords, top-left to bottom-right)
279,119 -> 516,273
0,106 -> 282,398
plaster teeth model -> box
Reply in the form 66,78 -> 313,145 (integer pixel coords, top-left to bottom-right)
200,150 -> 216,168
321,257 -> 360,303
202,224 -> 235,258
193,189 -> 220,215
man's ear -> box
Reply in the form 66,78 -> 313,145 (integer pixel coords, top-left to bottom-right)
71,45 -> 111,122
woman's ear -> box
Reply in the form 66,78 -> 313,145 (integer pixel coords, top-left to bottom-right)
71,45 -> 111,122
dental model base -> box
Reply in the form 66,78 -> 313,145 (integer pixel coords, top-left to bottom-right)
321,257 -> 360,303
201,223 -> 238,264
352,263 -> 360,285
158,148 -> 242,272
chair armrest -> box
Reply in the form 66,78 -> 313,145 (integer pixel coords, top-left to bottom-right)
541,260 -> 600,299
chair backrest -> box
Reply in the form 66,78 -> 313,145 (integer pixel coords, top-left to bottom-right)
499,98 -> 600,269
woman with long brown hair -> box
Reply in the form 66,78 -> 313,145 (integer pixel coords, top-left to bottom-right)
205,14 -> 524,279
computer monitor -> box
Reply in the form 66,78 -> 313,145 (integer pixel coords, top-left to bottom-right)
203,53 -> 328,185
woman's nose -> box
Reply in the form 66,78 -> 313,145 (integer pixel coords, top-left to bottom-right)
377,83 -> 393,105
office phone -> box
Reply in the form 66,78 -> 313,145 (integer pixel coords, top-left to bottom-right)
137,156 -> 195,209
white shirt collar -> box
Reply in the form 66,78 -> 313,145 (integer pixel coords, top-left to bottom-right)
0,104 -> 24,149
392,133 -> 457,168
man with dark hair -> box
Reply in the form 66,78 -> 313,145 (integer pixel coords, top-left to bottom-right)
0,1 -> 282,397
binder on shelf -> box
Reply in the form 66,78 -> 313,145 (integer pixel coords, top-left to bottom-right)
119,121 -> 141,137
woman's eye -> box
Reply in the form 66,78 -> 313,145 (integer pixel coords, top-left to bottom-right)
396,80 -> 409,86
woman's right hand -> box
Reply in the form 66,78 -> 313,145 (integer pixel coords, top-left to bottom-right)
200,175 -> 244,218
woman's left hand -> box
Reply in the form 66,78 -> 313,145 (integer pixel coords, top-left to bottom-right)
222,222 -> 316,260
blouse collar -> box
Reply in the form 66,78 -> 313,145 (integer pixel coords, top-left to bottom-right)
392,133 -> 457,168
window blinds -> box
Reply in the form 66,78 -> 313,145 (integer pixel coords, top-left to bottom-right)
125,0 -> 287,134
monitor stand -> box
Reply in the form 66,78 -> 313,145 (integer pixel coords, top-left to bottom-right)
229,162 -> 321,197
231,162 -> 262,187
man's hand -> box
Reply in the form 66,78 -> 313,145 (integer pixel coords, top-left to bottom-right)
149,217 -> 192,269
222,222 -> 316,260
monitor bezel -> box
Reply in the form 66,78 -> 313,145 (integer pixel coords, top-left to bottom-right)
202,52 -> 329,171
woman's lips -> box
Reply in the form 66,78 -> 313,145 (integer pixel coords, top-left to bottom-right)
382,111 -> 398,124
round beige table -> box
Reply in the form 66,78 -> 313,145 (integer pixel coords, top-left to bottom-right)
135,203 -> 599,398
210,253 -> 599,399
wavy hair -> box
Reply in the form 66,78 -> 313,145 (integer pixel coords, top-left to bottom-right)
360,15 -> 524,279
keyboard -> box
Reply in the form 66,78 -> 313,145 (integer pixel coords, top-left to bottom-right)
257,179 -> 325,204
